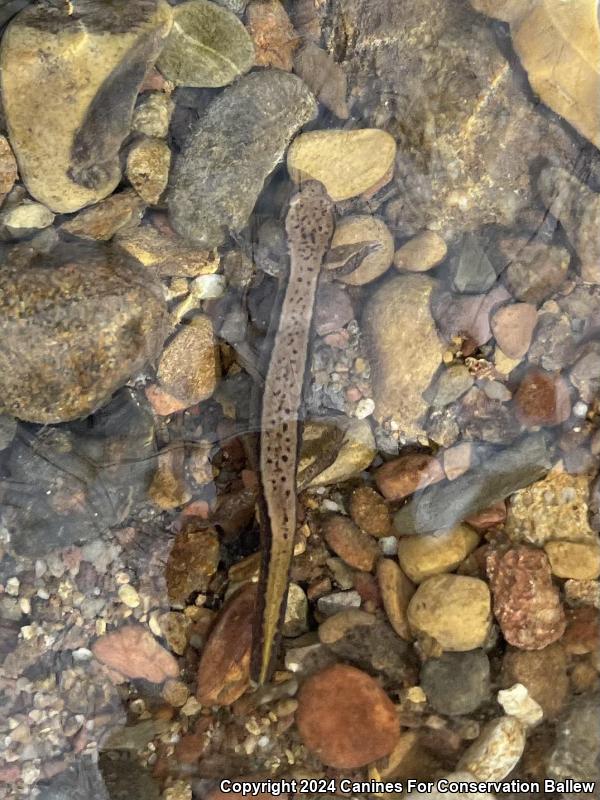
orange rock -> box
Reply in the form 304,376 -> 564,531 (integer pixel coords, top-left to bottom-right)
562,606 -> 600,655
296,663 -> 401,768
246,0 -> 298,71
197,583 -> 256,706
375,453 -> 444,501
92,624 -> 179,683
514,368 -> 571,428
321,514 -> 380,571
145,382 -> 187,416
349,485 -> 392,537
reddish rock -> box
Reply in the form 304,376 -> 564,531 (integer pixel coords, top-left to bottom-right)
466,501 -> 507,530
375,453 -> 444,501
353,570 -> 382,609
501,643 -> 569,720
487,547 -> 566,650
514,368 -> 571,428
165,527 -> 220,605
296,663 -> 401,768
349,485 -> 392,537
145,382 -> 187,416
246,0 -> 299,71
197,583 -> 256,706
562,606 -> 600,655
92,625 -> 179,683
321,513 -> 380,572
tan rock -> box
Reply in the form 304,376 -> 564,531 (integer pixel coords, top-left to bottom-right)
394,231 -> 447,272
544,541 -> 600,580
458,716 -> 526,781
407,574 -> 491,650
132,92 -> 175,139
126,137 -> 171,205
321,514 -> 380,572
318,609 -> 376,644
506,471 -> 596,546
246,0 -> 298,71
0,135 -> 17,203
296,663 -> 401,768
287,129 -> 396,201
307,418 -> 376,487
157,316 -> 218,409
197,583 -> 256,706
349,486 -> 391,538
376,453 -> 445,501
61,190 -> 146,241
328,215 -> 394,285
397,524 -> 480,584
92,624 -> 179,683
0,0 -> 172,213
116,223 -> 220,278
490,303 -> 537,359
377,558 -> 415,641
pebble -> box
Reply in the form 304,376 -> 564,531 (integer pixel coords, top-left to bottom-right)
377,558 -> 415,640
169,70 -> 316,246
376,453 -> 444,501
0,242 -> 167,423
514,368 -> 571,428
506,471 -> 596,546
158,0 -> 254,87
465,502 -> 507,530
149,448 -> 192,509
487,547 -> 566,650
165,527 -> 220,606
156,316 -> 217,412
450,233 -> 497,294
433,285 -> 511,349
443,442 -> 473,481
500,237 -> 570,303
420,650 -> 490,715
296,664 -> 401,768
0,134 -> 17,202
313,283 -> 354,335
0,197 -> 54,238
497,683 -> 543,728
115,223 -> 220,278
307,418 -> 376,487
397,524 -> 480,583
196,583 -> 256,705
132,92 -> 175,139
318,609 -> 375,644
328,214 -> 394,285
61,189 -> 146,241
92,625 -> 179,683
407,574 -> 491,651
544,540 -> 600,580
395,432 -> 551,534
363,274 -> 444,439
562,606 -> 600,655
457,716 -> 526,781
349,485 -> 391,538
246,0 -> 297,71
394,230 -> 447,272
126,137 -> 171,205
490,303 -> 537,359
430,365 -> 474,408
293,43 -> 349,118
0,0 -> 172,212
317,590 -> 362,616
548,693 -> 600,783
117,584 -> 141,609
287,129 -> 396,201
282,583 -> 309,637
501,643 -> 569,720
321,514 -> 380,572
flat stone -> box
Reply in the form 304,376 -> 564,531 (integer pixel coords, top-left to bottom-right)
430,365 -> 474,408
394,231 -> 447,272
514,368 -> 571,428
501,643 -> 569,720
363,274 -> 445,440
165,527 -> 220,605
307,418 -> 376,487
420,650 -> 490,715
328,214 -> 394,285
397,523 -> 480,583
544,541 -> 600,580
377,559 -> 415,640
394,433 -> 551,534
92,624 -> 179,683
490,303 -> 537,359
61,189 -> 146,241
287,129 -> 396,201
115,222 -> 220,278
169,70 -> 316,247
349,485 -> 391,538
500,237 -> 570,303
296,664 -> 401,768
126,137 -> 171,205
158,0 -> 254,87
321,514 -> 379,572
450,234 -> 497,294
246,0 -> 297,71
407,574 -> 491,651
0,198 -> 54,239
316,590 -> 362,616
376,453 -> 445,502
293,43 -> 349,118
0,0 -> 172,212
157,316 -> 217,410
458,717 -> 526,781
0,242 -> 168,423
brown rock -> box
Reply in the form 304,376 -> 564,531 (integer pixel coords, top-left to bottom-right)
149,448 -> 191,510
500,237 -> 570,304
375,453 -> 445,501
92,624 -> 179,683
166,526 -> 220,606
296,663 -> 401,768
562,606 -> 600,655
501,643 -> 569,719
349,485 -> 391,538
491,303 -> 537,359
246,0 -> 298,71
61,190 -> 146,241
126,137 -> 171,205
514,368 -> 571,428
321,514 -> 380,572
0,135 -> 17,202
157,316 -> 218,409
293,43 -> 349,119
197,583 -> 256,706
145,383 -> 188,416
393,231 -> 447,272
377,558 -> 415,640
487,546 -> 566,649
116,222 -> 220,278
465,501 -> 507,530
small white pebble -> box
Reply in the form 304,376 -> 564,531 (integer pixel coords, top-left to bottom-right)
72,648 -> 93,662
321,498 -> 341,513
573,400 -> 588,418
191,274 -> 226,299
6,577 -> 20,596
19,598 -> 31,615
379,536 -> 398,556
355,397 -> 375,419
118,584 -> 140,608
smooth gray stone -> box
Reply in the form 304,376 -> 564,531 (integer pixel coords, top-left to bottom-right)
450,233 -> 497,294
549,693 -> 600,785
394,432 -> 552,534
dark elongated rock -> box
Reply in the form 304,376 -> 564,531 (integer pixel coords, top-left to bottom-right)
394,433 -> 552,534
0,0 -> 172,212
168,70 -> 316,247
0,241 -> 168,423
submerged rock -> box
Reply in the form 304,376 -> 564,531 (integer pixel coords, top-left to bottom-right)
169,70 -> 316,246
0,0 -> 173,213
0,241 -> 168,423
